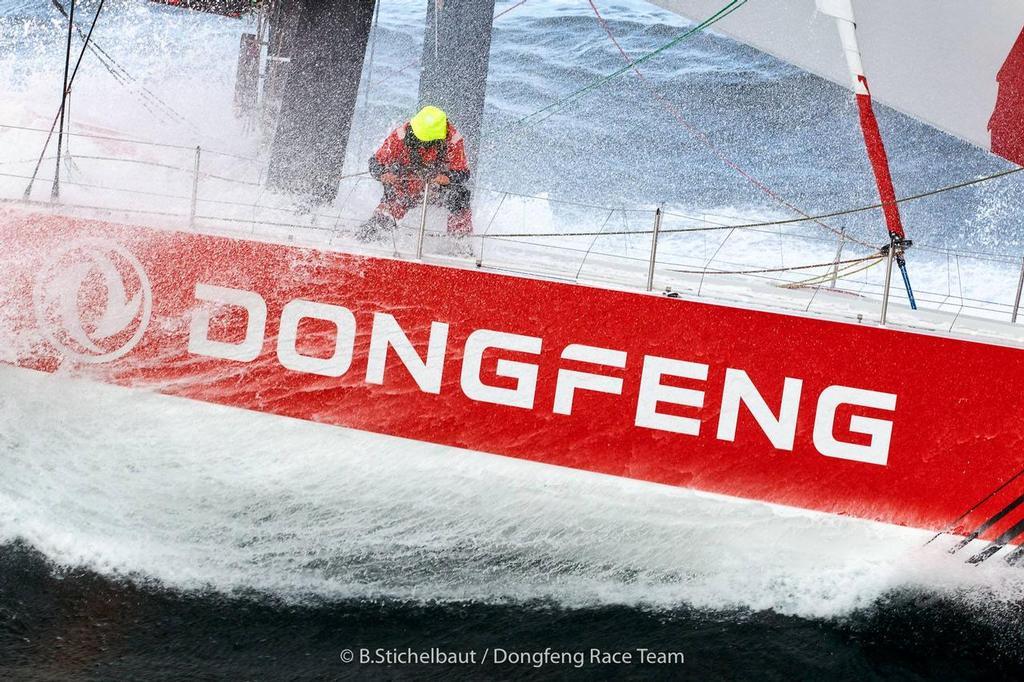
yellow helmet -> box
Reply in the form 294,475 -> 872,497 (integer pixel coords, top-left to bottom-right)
409,105 -> 448,142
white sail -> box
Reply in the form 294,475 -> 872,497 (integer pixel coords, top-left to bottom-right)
649,0 -> 1024,166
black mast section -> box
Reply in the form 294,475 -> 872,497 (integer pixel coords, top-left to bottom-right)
418,0 -> 496,171
266,0 -> 377,203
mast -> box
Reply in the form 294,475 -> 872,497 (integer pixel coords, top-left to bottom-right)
418,0 -> 497,170
265,0 -> 377,202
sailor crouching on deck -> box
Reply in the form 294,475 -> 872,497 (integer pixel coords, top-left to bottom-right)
357,105 -> 475,242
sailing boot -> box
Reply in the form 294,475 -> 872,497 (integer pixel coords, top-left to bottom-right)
355,210 -> 397,242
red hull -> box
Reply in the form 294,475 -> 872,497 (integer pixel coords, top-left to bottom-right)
3,209 -> 1024,537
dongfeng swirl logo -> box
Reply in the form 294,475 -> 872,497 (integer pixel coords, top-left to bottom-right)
33,238 -> 153,363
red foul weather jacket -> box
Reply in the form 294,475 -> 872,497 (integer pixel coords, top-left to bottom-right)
368,122 -> 471,186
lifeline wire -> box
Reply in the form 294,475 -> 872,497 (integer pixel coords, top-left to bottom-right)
669,255 -> 880,277
478,165 -> 1024,240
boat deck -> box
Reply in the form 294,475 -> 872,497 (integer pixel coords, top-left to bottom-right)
3,120 -> 1024,350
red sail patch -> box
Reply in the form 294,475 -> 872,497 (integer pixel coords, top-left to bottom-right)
990,27 -> 1024,166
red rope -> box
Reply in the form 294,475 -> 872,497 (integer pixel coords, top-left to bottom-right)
495,0 -> 529,20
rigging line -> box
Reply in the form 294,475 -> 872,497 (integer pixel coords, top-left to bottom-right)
433,0 -> 440,61
381,56 -> 420,81
585,0 -> 870,250
0,122 -> 255,160
782,255 -> 883,289
475,0 -> 746,156
475,162 -> 1024,242
50,0 -> 198,131
0,155 -> 59,166
678,166 -> 1024,232
363,0 -> 383,98
471,168 -> 1021,235
473,184 -> 660,214
89,45 -> 192,129
46,3 -> 139,92
699,224 -> 737,294
515,0 -> 748,127
670,255 -> 880,277
887,166 -> 1024,205
575,207 -> 617,279
478,190 -> 509,264
25,0 -> 105,199
478,222 -> 874,258
494,0 -> 529,20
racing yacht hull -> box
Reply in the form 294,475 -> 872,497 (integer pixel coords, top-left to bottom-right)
3,208 -> 1024,551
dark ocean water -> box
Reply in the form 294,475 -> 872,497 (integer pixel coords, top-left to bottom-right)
3,1 -> 1024,680
3,542 -> 1024,681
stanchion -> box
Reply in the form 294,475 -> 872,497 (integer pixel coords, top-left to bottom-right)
189,145 -> 201,229
416,183 -> 430,260
880,237 -> 896,325
829,227 -> 846,289
51,0 -> 76,200
646,207 -> 662,292
1012,256 -> 1024,324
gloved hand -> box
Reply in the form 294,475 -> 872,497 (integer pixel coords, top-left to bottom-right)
432,174 -> 451,186
381,172 -> 400,185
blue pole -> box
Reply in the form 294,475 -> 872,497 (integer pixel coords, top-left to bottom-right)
898,259 -> 917,310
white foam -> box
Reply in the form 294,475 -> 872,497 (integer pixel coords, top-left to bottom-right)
2,364 -> 1023,617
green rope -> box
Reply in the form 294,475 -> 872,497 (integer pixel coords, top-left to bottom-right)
516,0 -> 749,127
